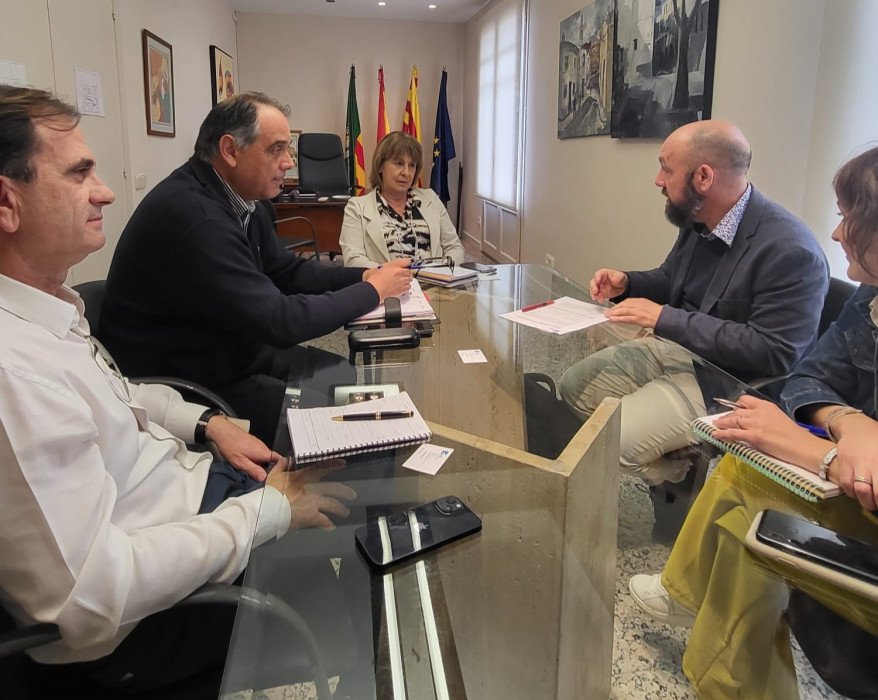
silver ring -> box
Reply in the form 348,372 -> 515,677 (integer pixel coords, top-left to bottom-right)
736,416 -> 742,429
854,475 -> 873,485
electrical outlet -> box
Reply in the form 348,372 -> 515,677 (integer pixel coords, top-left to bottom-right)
544,253 -> 555,268
476,216 -> 482,228
134,174 -> 147,190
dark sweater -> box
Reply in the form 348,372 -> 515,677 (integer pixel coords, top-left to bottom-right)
101,158 -> 378,389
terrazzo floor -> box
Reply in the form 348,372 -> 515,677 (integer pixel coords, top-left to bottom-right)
226,239 -> 846,698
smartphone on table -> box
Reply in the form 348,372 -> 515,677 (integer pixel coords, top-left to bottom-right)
355,496 -> 482,568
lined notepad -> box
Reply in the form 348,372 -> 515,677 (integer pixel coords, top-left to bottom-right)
691,413 -> 841,502
287,392 -> 432,463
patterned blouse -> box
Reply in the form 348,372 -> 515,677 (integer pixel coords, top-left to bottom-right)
376,190 -> 432,261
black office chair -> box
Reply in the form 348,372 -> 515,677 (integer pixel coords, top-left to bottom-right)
298,133 -> 362,197
262,200 -> 341,263
0,584 -> 333,699
72,280 -> 235,415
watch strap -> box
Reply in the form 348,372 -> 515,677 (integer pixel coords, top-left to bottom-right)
195,408 -> 225,444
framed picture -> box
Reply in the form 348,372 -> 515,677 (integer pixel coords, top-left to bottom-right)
210,45 -> 236,105
284,130 -> 302,186
142,29 -> 175,137
611,0 -> 720,139
557,0 -> 614,139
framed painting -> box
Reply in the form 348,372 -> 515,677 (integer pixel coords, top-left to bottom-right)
284,130 -> 302,186
210,45 -> 236,105
558,0 -> 614,139
142,30 -> 175,137
611,0 -> 720,139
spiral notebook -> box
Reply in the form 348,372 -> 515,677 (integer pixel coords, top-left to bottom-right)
691,413 -> 841,502
287,392 -> 431,463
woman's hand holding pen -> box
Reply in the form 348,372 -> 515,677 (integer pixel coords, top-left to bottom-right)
711,395 -> 830,476
363,258 -> 412,301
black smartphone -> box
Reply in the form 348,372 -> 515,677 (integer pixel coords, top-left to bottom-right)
460,261 -> 497,274
755,509 -> 878,585
348,327 -> 420,352
354,496 -> 482,568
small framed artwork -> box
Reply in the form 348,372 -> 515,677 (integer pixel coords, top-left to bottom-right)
142,29 -> 175,137
210,45 -> 236,105
284,130 -> 302,186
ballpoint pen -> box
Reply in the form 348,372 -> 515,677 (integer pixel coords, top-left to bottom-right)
713,397 -> 745,410
332,411 -> 414,421
521,300 -> 554,312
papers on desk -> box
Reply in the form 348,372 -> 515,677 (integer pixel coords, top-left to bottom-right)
414,265 -> 478,288
500,296 -> 607,335
350,278 -> 437,325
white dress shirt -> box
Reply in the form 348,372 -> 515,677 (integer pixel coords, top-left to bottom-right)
0,274 -> 290,663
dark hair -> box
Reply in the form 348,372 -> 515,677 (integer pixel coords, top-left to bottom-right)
0,85 -> 80,183
193,92 -> 290,162
834,146 -> 878,276
370,131 -> 423,189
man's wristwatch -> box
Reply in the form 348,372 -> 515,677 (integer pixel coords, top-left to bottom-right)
195,408 -> 225,444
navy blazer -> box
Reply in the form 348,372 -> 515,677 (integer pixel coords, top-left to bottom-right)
624,187 -> 829,380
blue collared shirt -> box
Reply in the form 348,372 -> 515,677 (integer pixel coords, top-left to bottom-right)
213,169 -> 257,231
702,183 -> 752,246
782,283 -> 877,420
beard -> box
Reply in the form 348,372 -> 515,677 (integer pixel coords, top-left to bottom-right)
664,172 -> 706,228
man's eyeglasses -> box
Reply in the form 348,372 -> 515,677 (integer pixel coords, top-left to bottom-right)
87,335 -> 132,404
410,256 -> 454,278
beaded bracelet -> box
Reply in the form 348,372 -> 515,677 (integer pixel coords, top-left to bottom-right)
822,406 -> 864,442
818,446 -> 838,481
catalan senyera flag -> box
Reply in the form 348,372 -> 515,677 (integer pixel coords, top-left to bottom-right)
345,65 -> 367,195
430,69 -> 456,206
377,66 -> 391,144
402,66 -> 422,186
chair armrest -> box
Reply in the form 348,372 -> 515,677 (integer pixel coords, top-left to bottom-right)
0,623 -> 61,657
131,377 -> 237,418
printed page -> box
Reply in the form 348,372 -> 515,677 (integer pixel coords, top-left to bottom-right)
500,296 -> 607,335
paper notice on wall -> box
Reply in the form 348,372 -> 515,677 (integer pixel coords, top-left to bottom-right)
0,59 -> 28,87
75,68 -> 105,117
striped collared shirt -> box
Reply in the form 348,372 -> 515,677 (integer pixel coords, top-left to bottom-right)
213,169 -> 257,231
703,183 -> 752,247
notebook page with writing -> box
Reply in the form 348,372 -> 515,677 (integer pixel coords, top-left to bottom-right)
691,412 -> 841,502
287,392 -> 432,463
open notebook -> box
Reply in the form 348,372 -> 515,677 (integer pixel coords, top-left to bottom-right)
349,278 -> 437,325
287,392 -> 431,463
691,412 -> 841,502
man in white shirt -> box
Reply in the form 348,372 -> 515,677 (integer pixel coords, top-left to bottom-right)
0,86 -> 354,693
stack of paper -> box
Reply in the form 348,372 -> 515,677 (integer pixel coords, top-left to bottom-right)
414,265 -> 478,288
350,278 -> 437,325
500,296 -> 607,335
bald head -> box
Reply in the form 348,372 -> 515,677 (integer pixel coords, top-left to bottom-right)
669,119 -> 752,177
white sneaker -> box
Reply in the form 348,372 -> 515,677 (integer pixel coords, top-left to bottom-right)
629,573 -> 695,628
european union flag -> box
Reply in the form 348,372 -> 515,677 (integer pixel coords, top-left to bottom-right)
430,69 -> 456,206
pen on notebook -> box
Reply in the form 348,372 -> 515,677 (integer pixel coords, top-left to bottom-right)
713,397 -> 745,410
521,300 -> 554,312
332,411 -> 414,421
795,421 -> 830,438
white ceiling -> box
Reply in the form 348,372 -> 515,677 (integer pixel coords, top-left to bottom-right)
230,0 -> 488,24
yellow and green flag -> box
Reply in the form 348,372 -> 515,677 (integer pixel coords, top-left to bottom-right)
345,65 -> 366,195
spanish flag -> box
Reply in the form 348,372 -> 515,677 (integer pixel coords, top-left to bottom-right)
345,65 -> 367,195
402,65 -> 422,185
377,66 -> 391,144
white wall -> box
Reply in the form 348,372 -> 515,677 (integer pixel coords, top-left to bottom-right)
475,0 -> 829,285
235,12 -> 464,212
801,0 -> 878,278
114,0 -> 238,210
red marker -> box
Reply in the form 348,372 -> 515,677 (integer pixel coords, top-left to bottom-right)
521,300 -> 554,312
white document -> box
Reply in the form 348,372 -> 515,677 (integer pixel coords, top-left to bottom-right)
403,443 -> 454,475
74,68 -> 105,117
500,296 -> 607,335
457,349 -> 487,364
352,278 -> 436,323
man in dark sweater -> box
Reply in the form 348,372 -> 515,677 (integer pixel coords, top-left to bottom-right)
102,93 -> 412,446
559,120 -> 828,480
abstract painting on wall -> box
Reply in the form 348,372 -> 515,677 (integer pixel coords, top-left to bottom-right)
611,0 -> 720,139
558,0 -> 615,138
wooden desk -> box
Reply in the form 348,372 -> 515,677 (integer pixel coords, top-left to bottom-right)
274,201 -> 346,253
